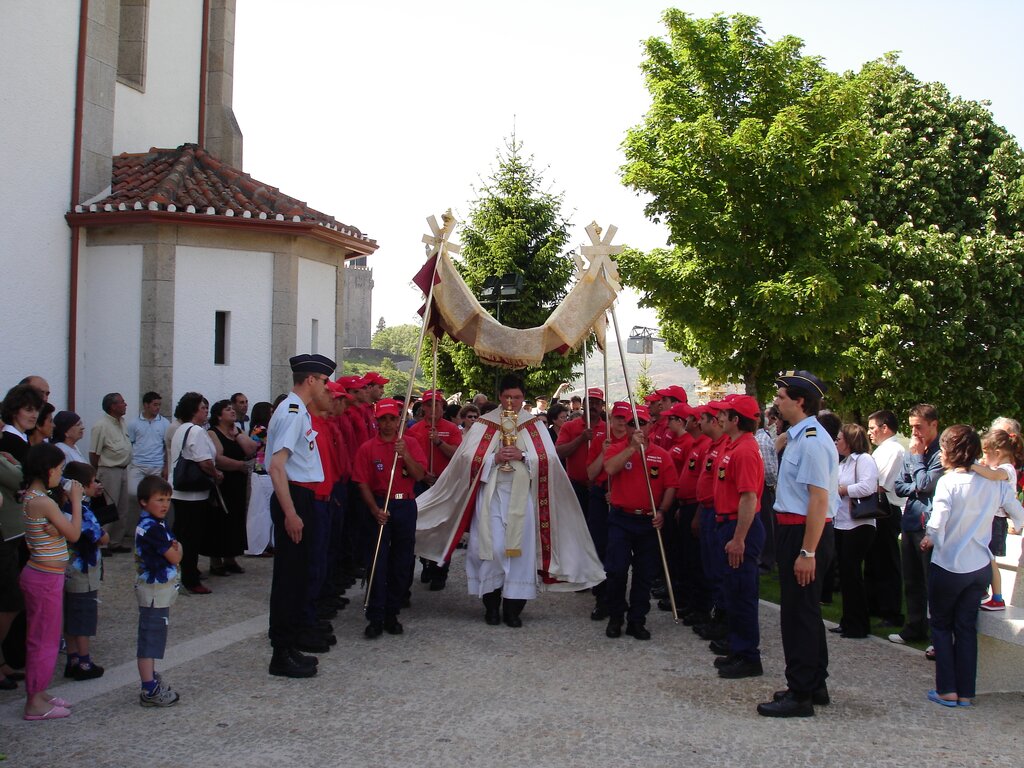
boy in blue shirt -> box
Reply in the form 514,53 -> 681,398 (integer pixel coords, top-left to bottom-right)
134,476 -> 182,707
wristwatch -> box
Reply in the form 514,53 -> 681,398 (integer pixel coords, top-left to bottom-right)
799,549 -> 815,558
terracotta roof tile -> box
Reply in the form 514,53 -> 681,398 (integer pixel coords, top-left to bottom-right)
74,143 -> 375,245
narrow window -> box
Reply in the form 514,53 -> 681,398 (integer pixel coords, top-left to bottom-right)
311,319 -> 319,354
215,311 -> 229,365
117,0 -> 149,91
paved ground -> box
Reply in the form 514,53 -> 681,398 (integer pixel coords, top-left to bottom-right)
2,550 -> 1022,767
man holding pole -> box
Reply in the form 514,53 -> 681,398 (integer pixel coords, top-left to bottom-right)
602,405 -> 678,640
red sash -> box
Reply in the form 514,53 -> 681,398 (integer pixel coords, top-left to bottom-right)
443,422 -> 499,562
524,420 -> 558,584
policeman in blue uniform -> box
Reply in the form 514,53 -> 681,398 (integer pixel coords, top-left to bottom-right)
266,353 -> 336,678
757,370 -> 839,717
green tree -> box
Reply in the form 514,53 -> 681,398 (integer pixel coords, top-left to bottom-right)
635,358 -> 655,402
836,58 -> 1024,425
618,11 -> 875,398
431,138 -> 580,397
371,323 -> 420,359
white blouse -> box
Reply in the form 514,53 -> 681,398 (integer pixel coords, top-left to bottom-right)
835,452 -> 879,530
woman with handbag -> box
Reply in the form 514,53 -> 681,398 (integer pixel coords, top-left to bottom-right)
206,400 -> 258,576
831,423 -> 879,638
169,393 -> 221,595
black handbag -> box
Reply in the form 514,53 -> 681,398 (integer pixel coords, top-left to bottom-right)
172,426 -> 213,492
90,491 -> 119,526
849,454 -> 887,520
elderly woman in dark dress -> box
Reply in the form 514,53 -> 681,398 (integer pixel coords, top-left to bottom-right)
206,400 -> 259,576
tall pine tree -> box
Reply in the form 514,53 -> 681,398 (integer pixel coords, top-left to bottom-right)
431,138 -> 581,399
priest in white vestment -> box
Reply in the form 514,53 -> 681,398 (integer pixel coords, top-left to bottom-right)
415,374 -> 605,627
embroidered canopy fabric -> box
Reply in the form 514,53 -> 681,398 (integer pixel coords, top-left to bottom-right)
412,222 -> 622,369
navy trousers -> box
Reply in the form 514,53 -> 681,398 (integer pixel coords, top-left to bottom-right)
698,504 -> 725,612
928,562 -> 990,699
716,516 -> 765,661
269,485 -> 313,650
365,498 -> 417,622
605,508 -> 658,625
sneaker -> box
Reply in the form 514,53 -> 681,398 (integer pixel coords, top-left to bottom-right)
980,598 -> 1005,611
887,633 -> 907,645
140,680 -> 180,707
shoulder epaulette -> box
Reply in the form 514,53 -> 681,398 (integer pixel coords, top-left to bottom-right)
288,403 -> 300,414
805,427 -> 817,437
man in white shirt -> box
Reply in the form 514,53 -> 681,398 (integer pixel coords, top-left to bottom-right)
865,410 -> 906,628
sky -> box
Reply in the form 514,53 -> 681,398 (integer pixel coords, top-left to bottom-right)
233,0 -> 1024,338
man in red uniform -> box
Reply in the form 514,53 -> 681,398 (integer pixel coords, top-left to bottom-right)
603,405 -> 678,640
658,401 -> 696,613
694,401 -> 730,642
583,401 -> 631,620
320,382 -> 354,614
710,395 -> 767,679
650,385 -> 689,449
340,375 -> 371,584
556,387 -> 606,513
406,389 -> 462,590
676,405 -> 713,625
352,398 -> 426,638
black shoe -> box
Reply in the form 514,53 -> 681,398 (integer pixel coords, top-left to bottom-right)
651,584 -> 668,599
383,616 -> 404,635
590,604 -> 609,621
288,648 -> 318,668
428,578 -> 447,591
758,691 -> 814,718
708,639 -> 730,655
483,590 -> 502,625
503,598 -> 525,628
209,565 -> 230,577
294,634 -> 330,653
316,620 -> 334,634
773,686 -> 830,706
70,662 -> 105,681
316,604 -> 338,620
420,560 -> 435,583
606,619 -> 623,638
657,598 -> 675,612
269,650 -> 317,678
683,610 -> 710,627
841,632 -> 869,639
713,654 -> 739,669
625,622 -> 651,641
698,623 -> 728,641
828,626 -> 844,634
364,621 -> 384,639
717,657 -> 763,679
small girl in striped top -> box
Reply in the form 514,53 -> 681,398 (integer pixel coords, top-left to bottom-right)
19,443 -> 82,721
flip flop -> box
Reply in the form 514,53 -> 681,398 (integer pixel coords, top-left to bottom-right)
927,690 -> 957,708
957,699 -> 973,707
47,697 -> 73,708
24,705 -> 71,721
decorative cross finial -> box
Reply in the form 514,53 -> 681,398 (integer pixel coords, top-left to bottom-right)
422,209 -> 461,256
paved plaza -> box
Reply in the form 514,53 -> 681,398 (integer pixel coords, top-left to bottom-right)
2,550 -> 1022,766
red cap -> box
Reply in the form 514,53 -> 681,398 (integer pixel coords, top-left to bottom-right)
630,405 -> 652,424
698,402 -> 723,417
654,385 -> 688,404
418,389 -> 445,404
643,392 -> 661,404
339,375 -> 366,391
610,401 -> 633,418
665,402 -> 694,420
326,380 -> 354,400
374,398 -> 403,419
586,387 -> 605,401
364,371 -> 390,386
717,394 -> 760,419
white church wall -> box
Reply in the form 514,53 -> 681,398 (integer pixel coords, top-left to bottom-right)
76,244 -> 143,420
113,0 -> 203,155
296,258 -> 338,358
0,2 -> 78,406
172,245 -> 273,406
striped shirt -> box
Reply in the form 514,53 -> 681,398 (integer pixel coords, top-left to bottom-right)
23,490 -> 69,574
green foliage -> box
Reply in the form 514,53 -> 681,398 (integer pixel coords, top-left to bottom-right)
341,358 -> 425,400
371,323 -> 421,359
836,58 -> 1024,425
619,11 -> 875,399
431,138 -> 581,398
635,358 -> 655,402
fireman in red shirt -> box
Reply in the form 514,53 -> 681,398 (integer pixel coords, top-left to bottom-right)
406,389 -> 462,590
583,401 -> 631,620
710,395 -> 766,679
694,401 -> 731,643
650,385 -> 689,449
676,405 -> 713,625
603,405 -> 678,640
352,398 -> 427,638
657,402 -> 696,614
556,387 -> 606,514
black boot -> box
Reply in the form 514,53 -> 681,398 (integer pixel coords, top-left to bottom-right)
482,589 -> 502,625
503,598 -> 526,628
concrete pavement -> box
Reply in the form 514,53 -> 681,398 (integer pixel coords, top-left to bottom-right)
2,550 -> 1022,766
